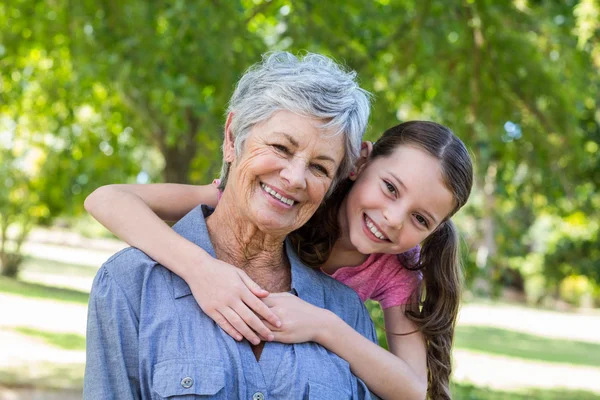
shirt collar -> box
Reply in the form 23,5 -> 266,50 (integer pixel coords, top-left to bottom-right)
284,240 -> 325,308
169,205 -> 325,308
170,205 -> 217,299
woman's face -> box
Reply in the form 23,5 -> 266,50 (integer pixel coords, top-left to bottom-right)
225,110 -> 345,236
341,145 -> 455,255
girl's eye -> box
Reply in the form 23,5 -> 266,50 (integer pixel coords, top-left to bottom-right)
384,181 -> 396,195
311,164 -> 329,177
414,214 -> 429,228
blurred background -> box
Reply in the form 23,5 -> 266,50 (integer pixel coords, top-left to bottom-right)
1,0 -> 599,399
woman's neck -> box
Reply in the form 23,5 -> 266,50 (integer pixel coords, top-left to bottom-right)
320,199 -> 368,274
205,195 -> 291,292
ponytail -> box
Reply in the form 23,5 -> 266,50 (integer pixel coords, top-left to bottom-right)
406,219 -> 462,400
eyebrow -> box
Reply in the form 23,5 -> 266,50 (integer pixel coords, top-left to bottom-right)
276,132 -> 337,164
388,171 -> 439,225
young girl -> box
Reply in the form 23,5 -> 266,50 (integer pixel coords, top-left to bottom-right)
85,121 -> 473,400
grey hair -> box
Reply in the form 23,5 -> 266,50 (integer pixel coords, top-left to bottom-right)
218,51 -> 371,196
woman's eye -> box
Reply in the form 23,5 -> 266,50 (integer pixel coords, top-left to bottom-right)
384,181 -> 396,195
414,214 -> 428,227
311,164 -> 329,177
273,144 -> 290,154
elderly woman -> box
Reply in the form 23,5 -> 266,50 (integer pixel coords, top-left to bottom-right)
84,52 -> 377,399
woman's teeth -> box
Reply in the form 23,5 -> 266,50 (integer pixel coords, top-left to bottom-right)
261,183 -> 295,206
365,215 -> 388,240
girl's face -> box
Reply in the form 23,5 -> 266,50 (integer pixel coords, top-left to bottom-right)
341,145 -> 455,255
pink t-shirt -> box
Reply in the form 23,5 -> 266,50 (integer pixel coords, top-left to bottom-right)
323,249 -> 422,309
213,179 -> 421,308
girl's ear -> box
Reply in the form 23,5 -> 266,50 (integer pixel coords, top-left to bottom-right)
223,112 -> 236,163
350,141 -> 373,181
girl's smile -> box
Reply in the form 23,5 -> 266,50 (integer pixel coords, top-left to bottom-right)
363,214 -> 390,242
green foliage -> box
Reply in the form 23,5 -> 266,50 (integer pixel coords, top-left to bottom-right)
0,1 -> 144,274
366,300 -> 388,350
1,1 -> 599,290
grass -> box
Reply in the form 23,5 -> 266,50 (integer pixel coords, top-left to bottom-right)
454,325 -> 600,368
12,327 -> 86,351
2,256 -> 600,397
452,382 -> 600,399
0,363 -> 84,391
19,256 -> 98,278
0,276 -> 89,305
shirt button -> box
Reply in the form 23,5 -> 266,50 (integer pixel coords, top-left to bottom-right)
181,376 -> 194,389
252,392 -> 265,400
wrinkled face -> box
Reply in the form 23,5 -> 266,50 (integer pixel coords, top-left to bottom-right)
225,110 -> 345,236
341,145 -> 455,255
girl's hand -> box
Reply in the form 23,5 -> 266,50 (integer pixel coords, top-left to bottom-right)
183,253 -> 282,345
262,292 -> 333,344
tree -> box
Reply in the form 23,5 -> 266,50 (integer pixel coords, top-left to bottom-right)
0,1 -> 142,275
3,0 -> 598,292
283,1 -> 596,292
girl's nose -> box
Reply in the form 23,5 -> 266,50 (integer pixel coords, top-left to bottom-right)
383,206 -> 405,230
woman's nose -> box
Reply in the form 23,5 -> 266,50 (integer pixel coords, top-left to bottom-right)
280,159 -> 307,190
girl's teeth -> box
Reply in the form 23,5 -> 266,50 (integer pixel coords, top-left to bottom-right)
365,216 -> 387,240
261,183 -> 294,206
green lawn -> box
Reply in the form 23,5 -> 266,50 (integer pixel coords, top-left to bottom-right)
13,327 -> 86,351
0,363 -> 84,391
455,325 -> 600,368
452,382 -> 600,400
0,276 -> 89,304
1,257 -> 600,399
19,256 -> 99,278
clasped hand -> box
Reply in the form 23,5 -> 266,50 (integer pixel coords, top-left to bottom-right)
183,258 -> 327,346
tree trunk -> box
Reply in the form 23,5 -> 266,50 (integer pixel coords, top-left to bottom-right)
162,145 -> 193,183
158,110 -> 200,184
1,252 -> 23,278
475,162 -> 499,296
0,215 -> 32,278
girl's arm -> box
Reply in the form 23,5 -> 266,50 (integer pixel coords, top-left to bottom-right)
84,184 -> 281,344
263,293 -> 427,400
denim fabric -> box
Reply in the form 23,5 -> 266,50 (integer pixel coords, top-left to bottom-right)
84,205 -> 378,399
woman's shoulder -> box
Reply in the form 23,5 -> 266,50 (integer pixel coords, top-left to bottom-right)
102,247 -> 161,281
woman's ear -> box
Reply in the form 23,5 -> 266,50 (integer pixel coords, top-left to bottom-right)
350,141 -> 373,181
223,112 -> 236,163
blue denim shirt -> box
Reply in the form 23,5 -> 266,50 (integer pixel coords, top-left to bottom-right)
84,205 -> 378,399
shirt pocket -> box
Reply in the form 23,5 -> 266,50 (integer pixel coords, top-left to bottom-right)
306,380 -> 352,400
152,359 -> 226,399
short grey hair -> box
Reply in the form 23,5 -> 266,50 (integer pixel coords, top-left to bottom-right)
218,51 -> 371,196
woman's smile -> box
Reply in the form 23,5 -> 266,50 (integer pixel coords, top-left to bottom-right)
261,182 -> 297,208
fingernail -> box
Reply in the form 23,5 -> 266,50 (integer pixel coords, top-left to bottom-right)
268,334 -> 275,341
276,321 -> 282,328
253,338 -> 261,345
236,336 -> 242,341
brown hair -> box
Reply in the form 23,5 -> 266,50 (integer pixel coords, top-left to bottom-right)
289,121 -> 473,400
